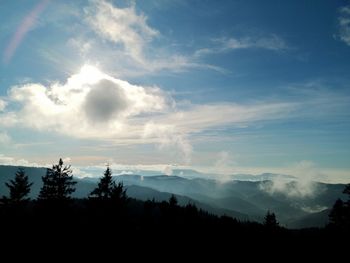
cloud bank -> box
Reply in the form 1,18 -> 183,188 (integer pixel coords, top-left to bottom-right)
259,161 -> 326,198
0,65 -> 298,163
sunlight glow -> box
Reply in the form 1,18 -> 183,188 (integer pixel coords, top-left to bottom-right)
77,64 -> 105,84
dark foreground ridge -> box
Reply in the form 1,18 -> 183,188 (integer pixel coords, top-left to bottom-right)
1,159 -> 349,252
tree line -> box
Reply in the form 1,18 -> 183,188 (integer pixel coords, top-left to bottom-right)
1,158 -> 349,231
1,158 -> 127,207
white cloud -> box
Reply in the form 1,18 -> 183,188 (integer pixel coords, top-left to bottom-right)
163,165 -> 173,176
77,0 -> 223,75
213,151 -> 236,179
259,161 -> 326,198
67,37 -> 92,55
338,5 -> 350,46
0,99 -> 7,111
85,0 -> 158,64
1,65 -> 298,163
0,132 -> 11,144
195,34 -> 288,57
143,123 -> 193,163
0,154 -> 42,167
161,102 -> 296,133
7,65 -> 169,139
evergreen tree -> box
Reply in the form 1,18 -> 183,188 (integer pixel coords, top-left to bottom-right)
328,184 -> 350,229
343,184 -> 350,197
89,166 -> 128,202
38,158 -> 76,201
89,166 -> 114,199
329,199 -> 346,227
3,168 -> 33,204
264,210 -> 279,228
169,194 -> 178,207
110,182 -> 128,204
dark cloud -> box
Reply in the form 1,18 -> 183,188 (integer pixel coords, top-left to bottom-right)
84,79 -> 128,122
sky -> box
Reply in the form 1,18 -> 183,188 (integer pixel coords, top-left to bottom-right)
0,0 -> 350,182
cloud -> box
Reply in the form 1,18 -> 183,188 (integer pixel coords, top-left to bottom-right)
300,205 -> 328,213
0,99 -> 7,111
143,122 -> 193,163
160,102 -> 296,133
84,79 -> 129,123
195,34 -> 288,57
1,65 -> 301,163
74,0 -> 223,75
163,165 -> 173,176
0,154 -> 42,167
85,0 -> 158,64
213,151 -> 237,181
0,132 -> 11,145
6,65 -> 169,138
338,5 -> 350,46
259,161 -> 326,198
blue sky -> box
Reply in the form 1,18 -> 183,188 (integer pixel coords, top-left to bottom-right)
0,0 -> 350,182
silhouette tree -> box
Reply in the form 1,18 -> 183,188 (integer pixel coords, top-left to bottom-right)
110,182 -> 128,204
38,158 -> 76,201
89,166 -> 128,205
343,184 -> 350,197
329,199 -> 346,227
264,210 -> 279,228
328,184 -> 350,229
3,168 -> 33,204
89,166 -> 114,199
169,194 -> 178,207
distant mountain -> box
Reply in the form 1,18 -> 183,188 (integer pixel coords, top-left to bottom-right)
125,185 -> 248,220
287,209 -> 330,228
0,165 -> 347,228
0,165 -> 97,198
113,173 -> 346,227
230,173 -> 296,181
0,165 -> 47,198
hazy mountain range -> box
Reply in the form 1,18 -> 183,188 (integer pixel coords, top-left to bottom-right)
0,165 -> 346,228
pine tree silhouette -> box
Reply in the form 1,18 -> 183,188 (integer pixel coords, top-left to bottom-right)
3,168 -> 33,204
89,166 -> 114,199
89,166 -> 128,203
38,158 -> 77,201
264,210 -> 279,228
328,184 -> 350,229
343,184 -> 350,197
329,199 -> 346,227
169,194 -> 178,207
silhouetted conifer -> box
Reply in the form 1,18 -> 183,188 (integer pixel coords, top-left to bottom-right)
329,199 -> 346,226
264,210 -> 279,228
169,194 -> 178,207
89,166 -> 114,199
328,184 -> 350,229
89,166 -> 128,206
38,158 -> 76,201
3,168 -> 33,204
343,184 -> 350,198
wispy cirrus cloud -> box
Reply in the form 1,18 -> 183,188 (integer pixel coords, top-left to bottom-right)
77,0 -> 218,75
194,34 -> 289,57
338,5 -> 350,46
84,0 -> 158,64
